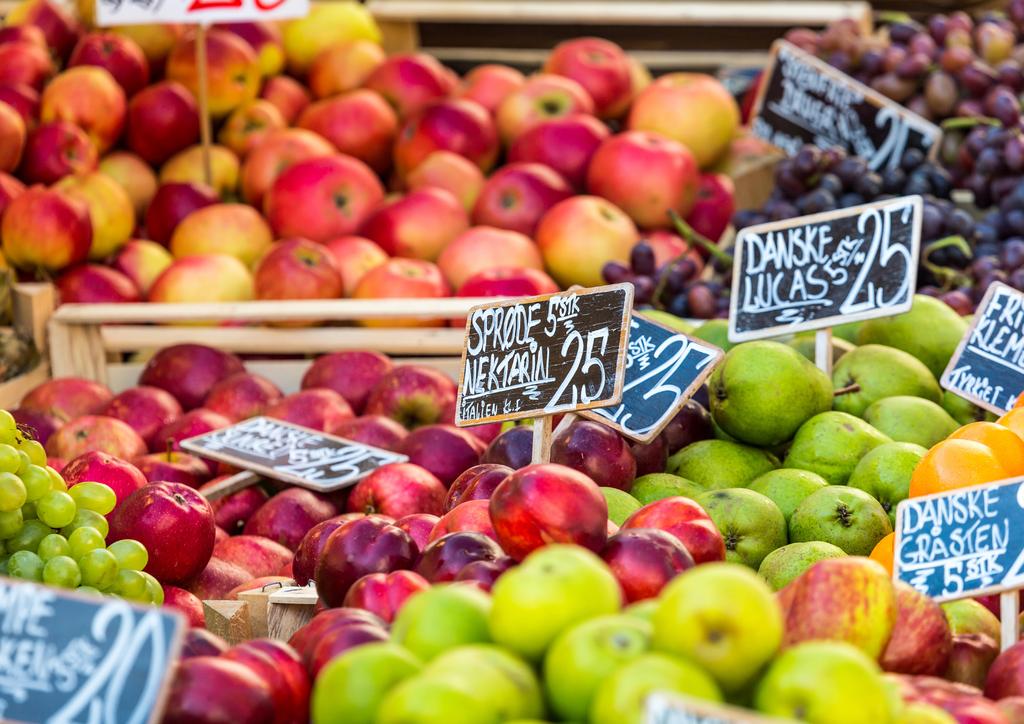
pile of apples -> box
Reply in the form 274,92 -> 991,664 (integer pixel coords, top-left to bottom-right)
0,0 -> 743,313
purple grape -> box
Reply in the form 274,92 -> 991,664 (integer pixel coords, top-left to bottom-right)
1001,239 -> 1024,269
630,242 -> 656,276
602,261 -> 630,284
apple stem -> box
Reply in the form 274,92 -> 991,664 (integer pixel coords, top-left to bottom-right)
832,383 -> 861,396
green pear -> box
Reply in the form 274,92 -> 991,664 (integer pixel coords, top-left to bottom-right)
391,584 -> 492,661
847,441 -> 927,526
601,487 -> 642,526
784,411 -> 892,485
709,341 -> 833,447
856,294 -> 968,379
668,440 -> 778,490
788,334 -> 855,365
832,344 -> 941,417
630,473 -> 704,505
789,486 -> 893,556
832,321 -> 862,343
942,390 -> 988,426
757,541 -> 846,591
694,488 -> 788,569
863,396 -> 959,448
941,599 -> 1001,640
748,469 -> 830,524
311,643 -> 422,724
638,310 -> 694,334
429,645 -> 544,720
712,417 -> 739,442
623,599 -> 658,622
692,319 -> 734,351
589,653 -> 722,724
377,670 -> 496,724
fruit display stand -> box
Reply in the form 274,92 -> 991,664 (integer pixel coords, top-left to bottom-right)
0,282 -> 55,408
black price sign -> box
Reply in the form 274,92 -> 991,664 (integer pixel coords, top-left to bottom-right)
894,475 -> 1024,602
751,40 -> 942,171
0,579 -> 184,724
455,284 -> 633,426
582,314 -> 723,443
182,416 -> 408,491
942,282 -> 1024,414
728,195 -> 922,343
646,693 -> 789,723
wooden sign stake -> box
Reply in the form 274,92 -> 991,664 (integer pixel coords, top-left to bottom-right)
532,415 -> 552,464
814,327 -> 833,376
195,23 -> 213,188
1003,591 -> 1020,652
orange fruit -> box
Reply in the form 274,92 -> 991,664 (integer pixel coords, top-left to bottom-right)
999,407 -> 1024,438
870,532 -> 894,576
908,438 -> 1009,498
947,421 -> 1024,476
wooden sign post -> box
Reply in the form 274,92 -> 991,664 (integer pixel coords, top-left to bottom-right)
750,40 -> 942,171
582,313 -> 723,442
893,475 -> 1024,651
0,578 -> 185,723
728,194 -> 923,374
941,281 -> 1024,414
454,284 -> 634,463
646,692 -> 792,723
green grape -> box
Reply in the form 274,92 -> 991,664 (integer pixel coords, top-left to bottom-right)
140,571 -> 163,604
6,518 -> 46,551
19,440 -> 46,467
37,491 -> 76,529
0,410 -> 16,438
43,555 -> 81,588
75,585 -> 102,597
8,550 -> 43,581
21,465 -> 52,502
0,444 -> 20,473
0,509 -> 23,540
108,539 -> 148,571
78,548 -> 118,590
0,473 -> 26,513
113,569 -> 149,602
37,534 -> 70,561
20,501 -> 35,520
0,554 -> 9,575
60,509 -> 108,539
68,483 -> 116,516
46,467 -> 67,492
15,451 -> 30,474
68,526 -> 105,559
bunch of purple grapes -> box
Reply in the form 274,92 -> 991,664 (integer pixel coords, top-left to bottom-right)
949,123 -> 1024,208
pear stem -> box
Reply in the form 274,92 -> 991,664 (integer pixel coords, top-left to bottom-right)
833,383 -> 861,396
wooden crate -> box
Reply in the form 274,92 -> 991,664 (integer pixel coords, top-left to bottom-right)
46,297 -> 491,393
0,283 -> 56,408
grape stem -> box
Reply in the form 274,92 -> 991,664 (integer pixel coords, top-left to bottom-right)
940,116 -> 1001,131
668,211 -> 734,267
922,235 -> 973,291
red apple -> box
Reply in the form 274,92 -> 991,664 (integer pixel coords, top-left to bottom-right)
405,150 -> 485,212
0,102 -> 24,173
62,450 -> 147,514
236,639 -> 310,724
685,172 -> 736,243
149,254 -> 255,305
661,400 -> 714,454
22,377 -> 112,419
308,40 -> 384,99
139,343 -> 244,410
155,409 -> 232,457
68,32 -> 149,97
264,154 -> 384,244
360,187 -> 468,261
630,433 -> 669,477
400,424 -> 486,488
109,481 -> 215,584
109,24 -> 183,76
166,29 -> 259,119
45,415 -> 147,460
0,25 -> 47,48
102,386 -> 183,450
456,267 -> 560,299
297,89 -> 398,174
544,37 -> 632,118
56,264 -> 139,303
0,83 -> 40,126
315,516 -> 417,607
259,75 -> 310,125
322,236 -> 388,297
18,120 -> 96,184
459,64 -> 525,115
587,130 -> 699,228
126,81 -> 199,165
222,643 -> 306,724
507,114 -> 610,190
240,127 -> 333,207
643,229 -> 703,270
201,478 -> 269,535
214,534 -> 293,578
342,569 -> 429,622
489,463 -> 608,560
169,203 -> 272,268
601,528 -> 694,602
363,52 -> 457,118
254,238 -> 342,306
217,22 -> 283,77
292,516 -> 352,585
3,183 -> 89,276
301,351 -> 392,414
163,584 -> 205,627
6,0 -> 81,60
415,531 -> 504,582
144,182 -> 217,246
394,513 -> 438,552
347,462 -> 447,518
440,400 -> 502,444
352,259 -> 451,327
180,628 -> 228,659
40,66 -> 125,152
946,634 -> 1000,689
244,488 -> 339,551
265,389 -> 354,435
987,640 -> 1024,699
454,556 -> 514,592
536,195 -> 638,288
204,372 -> 283,422
0,40 -> 53,90
307,622 -> 389,677
445,463 -> 513,511
429,499 -> 497,542
9,407 -> 59,446
364,365 -> 457,428
99,152 -> 159,221
0,172 -> 24,220
287,607 -> 386,665
482,425 -> 534,469
163,657 -> 275,724
622,497 -> 725,564
472,162 -> 573,237
218,100 -> 285,158
133,451 -> 210,487
551,419 -> 637,491
496,73 -> 595,144
393,98 -> 499,179
881,581 -> 953,676
214,526 -> 229,545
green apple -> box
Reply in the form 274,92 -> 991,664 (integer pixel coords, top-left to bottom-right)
630,473 -> 704,505
544,614 -> 652,721
391,584 -> 492,661
623,599 -> 657,622
754,640 -> 891,723
601,487 -> 642,526
694,488 -> 788,569
653,563 -> 782,693
788,485 -> 892,556
757,541 -> 846,591
490,544 -> 621,661
311,643 -> 422,724
589,653 -> 722,724
748,469 -> 829,524
429,644 -> 544,720
377,670 -> 496,724
847,442 -> 926,527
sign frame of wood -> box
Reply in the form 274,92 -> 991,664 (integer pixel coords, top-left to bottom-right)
727,194 -> 923,343
749,39 -> 942,171
941,281 -> 1024,415
96,0 -> 310,26
580,313 -> 723,443
454,283 -> 634,428
645,692 -> 793,723
181,416 -> 408,492
0,578 -> 186,724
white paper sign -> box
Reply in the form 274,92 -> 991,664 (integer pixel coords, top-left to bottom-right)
97,0 -> 309,27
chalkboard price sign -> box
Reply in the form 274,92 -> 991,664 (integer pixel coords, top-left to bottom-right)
455,284 -> 633,426
182,416 -> 408,491
582,314 -> 723,443
941,282 -> 1024,414
646,693 -> 789,724
894,475 -> 1024,602
750,40 -> 942,171
0,578 -> 184,724
728,194 -> 922,343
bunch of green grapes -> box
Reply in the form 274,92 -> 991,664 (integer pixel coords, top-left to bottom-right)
0,411 -> 160,604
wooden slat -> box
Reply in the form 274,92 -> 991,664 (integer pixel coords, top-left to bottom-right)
425,46 -> 769,71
